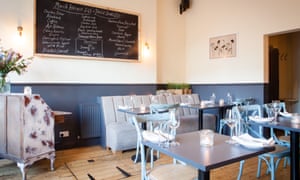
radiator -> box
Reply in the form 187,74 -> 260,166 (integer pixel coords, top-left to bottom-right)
79,103 -> 101,139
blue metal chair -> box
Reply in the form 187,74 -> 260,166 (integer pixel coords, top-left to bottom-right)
133,104 -> 180,164
131,113 -> 197,180
263,102 -> 292,168
235,104 -> 290,180
264,102 -> 290,145
218,98 -> 255,134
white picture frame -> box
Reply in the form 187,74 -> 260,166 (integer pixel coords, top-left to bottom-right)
209,34 -> 236,59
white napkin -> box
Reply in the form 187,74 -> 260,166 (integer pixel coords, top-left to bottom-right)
248,116 -> 274,123
232,133 -> 275,149
180,102 -> 188,106
150,104 -> 169,112
201,100 -> 214,105
118,105 -> 128,110
154,129 -> 175,141
142,131 -> 167,143
142,130 -> 175,143
279,112 -> 292,117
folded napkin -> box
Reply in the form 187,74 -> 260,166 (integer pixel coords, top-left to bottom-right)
142,131 -> 167,143
279,112 -> 292,117
118,105 -> 129,110
232,133 -> 275,149
201,100 -> 214,105
154,129 -> 175,141
142,130 -> 175,143
248,116 -> 274,123
180,102 -> 189,106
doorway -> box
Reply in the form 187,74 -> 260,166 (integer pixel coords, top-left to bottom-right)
266,29 -> 300,112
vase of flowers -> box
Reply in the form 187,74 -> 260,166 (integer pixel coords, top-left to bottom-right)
0,39 -> 33,93
0,73 -> 11,93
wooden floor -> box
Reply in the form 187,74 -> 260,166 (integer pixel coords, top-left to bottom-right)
0,145 -> 290,180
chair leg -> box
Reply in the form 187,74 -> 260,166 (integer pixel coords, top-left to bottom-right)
150,148 -> 154,168
270,157 -> 275,180
237,160 -> 245,180
134,140 -> 140,163
219,125 -> 223,134
219,121 -> 226,134
283,157 -> 289,168
140,144 -> 146,180
258,156 -> 282,180
256,156 -> 262,178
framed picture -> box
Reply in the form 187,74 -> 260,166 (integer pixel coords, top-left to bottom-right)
209,34 -> 236,59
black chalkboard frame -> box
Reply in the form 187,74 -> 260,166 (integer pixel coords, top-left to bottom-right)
34,0 -> 141,62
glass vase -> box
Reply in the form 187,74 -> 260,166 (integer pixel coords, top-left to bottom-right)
0,74 -> 11,94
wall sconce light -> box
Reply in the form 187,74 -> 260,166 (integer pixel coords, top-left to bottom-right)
17,26 -> 23,37
145,42 -> 150,50
143,42 -> 150,57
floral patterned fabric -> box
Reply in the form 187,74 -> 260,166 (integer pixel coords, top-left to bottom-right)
23,95 -> 55,159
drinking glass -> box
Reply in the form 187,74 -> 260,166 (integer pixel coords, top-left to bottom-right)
224,109 -> 237,144
265,103 -> 274,118
158,122 -> 170,147
167,108 -> 180,146
271,100 -> 281,123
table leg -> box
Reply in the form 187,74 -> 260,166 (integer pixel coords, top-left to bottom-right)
290,131 -> 299,180
198,170 -> 209,180
198,109 -> 203,130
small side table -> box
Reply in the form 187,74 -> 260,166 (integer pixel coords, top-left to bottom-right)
54,111 -> 72,124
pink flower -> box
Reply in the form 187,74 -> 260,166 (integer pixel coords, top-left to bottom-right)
0,40 -> 33,76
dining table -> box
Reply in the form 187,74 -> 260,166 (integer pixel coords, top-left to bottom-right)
118,106 -> 170,128
181,103 -> 233,131
142,131 -> 275,180
118,106 -> 151,116
249,117 -> 300,180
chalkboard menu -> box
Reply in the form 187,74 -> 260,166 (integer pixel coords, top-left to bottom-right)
35,0 -> 139,61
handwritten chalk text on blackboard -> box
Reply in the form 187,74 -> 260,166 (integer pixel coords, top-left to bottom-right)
36,0 -> 139,60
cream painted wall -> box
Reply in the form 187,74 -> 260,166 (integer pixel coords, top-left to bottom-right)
3,0 -> 300,85
184,0 -> 300,84
0,0 -> 157,84
157,0 -> 186,84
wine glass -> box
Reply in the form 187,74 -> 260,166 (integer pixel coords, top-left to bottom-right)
167,108 -> 180,146
224,109 -> 237,144
271,100 -> 281,123
158,121 -> 171,148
